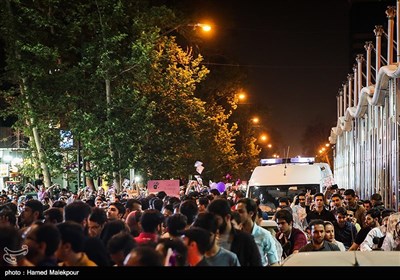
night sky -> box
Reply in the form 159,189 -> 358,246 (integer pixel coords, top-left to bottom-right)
1,0 -> 391,156
184,0 -> 352,156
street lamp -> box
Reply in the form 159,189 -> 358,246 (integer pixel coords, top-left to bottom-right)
251,117 -> 259,124
261,143 -> 272,158
260,134 -> 268,142
189,23 -> 211,32
238,92 -> 246,102
162,22 -> 212,36
317,144 -> 332,168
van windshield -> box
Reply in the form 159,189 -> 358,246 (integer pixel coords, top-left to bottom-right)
247,184 -> 319,214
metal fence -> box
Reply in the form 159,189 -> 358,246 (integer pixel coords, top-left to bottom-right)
329,4 -> 399,211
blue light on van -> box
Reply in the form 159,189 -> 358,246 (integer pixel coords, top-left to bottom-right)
260,158 -> 283,165
260,157 -> 315,165
290,157 -> 315,163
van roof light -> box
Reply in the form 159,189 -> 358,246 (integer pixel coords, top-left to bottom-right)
260,157 -> 315,165
260,158 -> 283,165
290,157 -> 315,163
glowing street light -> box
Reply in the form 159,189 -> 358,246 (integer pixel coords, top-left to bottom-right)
194,23 -> 211,32
238,93 -> 246,101
163,22 -> 212,36
317,143 -> 332,168
260,134 -> 268,142
252,117 -> 259,124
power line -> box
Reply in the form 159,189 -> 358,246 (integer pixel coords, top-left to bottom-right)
201,62 -> 348,69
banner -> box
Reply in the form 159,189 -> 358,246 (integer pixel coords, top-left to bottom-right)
147,180 -> 180,196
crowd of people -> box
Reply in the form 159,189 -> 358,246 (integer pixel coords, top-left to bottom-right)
272,186 -> 400,257
0,179 -> 399,267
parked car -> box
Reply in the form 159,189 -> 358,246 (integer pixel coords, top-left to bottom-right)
281,251 -> 400,266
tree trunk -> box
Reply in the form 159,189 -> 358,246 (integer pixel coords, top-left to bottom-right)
84,160 -> 95,190
20,79 -> 52,188
25,120 -> 40,176
105,78 -> 120,192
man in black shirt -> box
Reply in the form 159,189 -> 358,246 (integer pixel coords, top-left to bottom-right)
306,193 -> 336,224
348,208 -> 380,251
299,219 -> 340,252
207,198 -> 262,266
334,207 -> 357,249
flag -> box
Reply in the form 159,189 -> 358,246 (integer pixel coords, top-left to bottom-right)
194,161 -> 204,174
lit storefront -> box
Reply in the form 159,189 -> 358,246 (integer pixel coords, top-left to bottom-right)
0,148 -> 25,191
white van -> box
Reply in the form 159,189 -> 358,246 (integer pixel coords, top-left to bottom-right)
246,157 -> 334,216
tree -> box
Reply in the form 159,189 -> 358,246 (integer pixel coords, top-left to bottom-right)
0,0 -> 76,187
0,0 -> 262,189
194,54 -> 261,182
0,1 -> 183,186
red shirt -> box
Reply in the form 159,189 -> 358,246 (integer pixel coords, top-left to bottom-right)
134,232 -> 158,245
